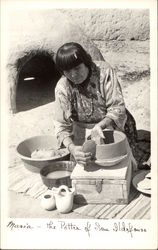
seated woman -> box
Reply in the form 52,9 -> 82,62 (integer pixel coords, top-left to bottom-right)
53,42 -> 137,167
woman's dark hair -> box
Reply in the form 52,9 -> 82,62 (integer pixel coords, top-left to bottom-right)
55,42 -> 92,72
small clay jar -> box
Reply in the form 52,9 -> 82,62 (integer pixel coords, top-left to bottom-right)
40,192 -> 56,211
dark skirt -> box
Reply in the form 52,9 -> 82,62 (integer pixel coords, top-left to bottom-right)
124,109 -> 150,169
124,108 -> 138,153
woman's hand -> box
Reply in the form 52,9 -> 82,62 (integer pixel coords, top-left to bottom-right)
91,118 -> 115,139
91,124 -> 105,139
91,118 -> 115,144
69,145 -> 92,166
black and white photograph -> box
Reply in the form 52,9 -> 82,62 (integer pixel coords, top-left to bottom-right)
1,0 -> 157,249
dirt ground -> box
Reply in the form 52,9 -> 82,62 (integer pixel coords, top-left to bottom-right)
7,40 -> 151,217
8,190 -> 92,219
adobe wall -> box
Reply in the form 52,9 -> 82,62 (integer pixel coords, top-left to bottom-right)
60,9 -> 149,41
4,8 -> 149,113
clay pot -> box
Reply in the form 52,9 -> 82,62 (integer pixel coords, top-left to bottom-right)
40,192 -> 56,211
96,129 -> 127,160
52,185 -> 75,214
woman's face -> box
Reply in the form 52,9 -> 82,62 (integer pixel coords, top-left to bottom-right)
63,63 -> 89,84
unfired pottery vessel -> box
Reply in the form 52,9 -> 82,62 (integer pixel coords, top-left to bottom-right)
40,191 -> 56,211
96,129 -> 127,160
52,185 -> 76,214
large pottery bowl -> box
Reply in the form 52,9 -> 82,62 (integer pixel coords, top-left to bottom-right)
40,161 -> 76,188
16,135 -> 70,172
95,130 -> 128,166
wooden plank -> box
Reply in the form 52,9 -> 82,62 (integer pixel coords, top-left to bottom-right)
8,169 -> 25,180
140,206 -> 150,219
115,193 -> 143,219
136,203 -> 151,219
9,172 -> 38,186
9,173 -> 42,195
9,180 -> 31,193
95,205 -> 111,218
33,184 -> 49,199
8,166 -> 39,187
71,157 -> 132,205
73,183 -> 125,204
101,204 -> 127,219
122,183 -> 127,200
105,189 -> 138,219
122,194 -> 150,219
73,179 -> 126,184
119,196 -> 144,219
71,156 -> 130,180
126,160 -> 132,198
99,205 -> 118,219
32,182 -> 47,197
8,165 -> 33,178
8,164 -> 24,171
9,175 -> 28,189
73,204 -> 89,214
80,204 -> 96,216
87,204 -> 106,217
27,181 -> 46,197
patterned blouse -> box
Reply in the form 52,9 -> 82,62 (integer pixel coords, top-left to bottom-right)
53,61 -> 137,149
